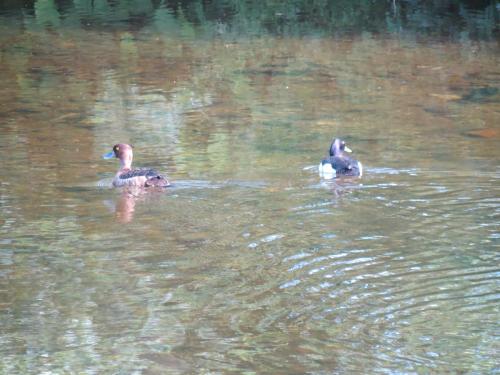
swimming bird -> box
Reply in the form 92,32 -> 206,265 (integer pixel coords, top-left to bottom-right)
103,143 -> 170,188
319,138 -> 362,178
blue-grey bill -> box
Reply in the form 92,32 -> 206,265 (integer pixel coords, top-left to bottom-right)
102,151 -> 115,159
344,146 -> 352,153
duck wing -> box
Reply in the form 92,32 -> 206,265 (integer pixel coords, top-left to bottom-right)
331,156 -> 348,170
331,156 -> 355,175
119,168 -> 161,180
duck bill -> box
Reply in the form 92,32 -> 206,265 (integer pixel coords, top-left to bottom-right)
102,151 -> 115,159
344,146 -> 353,153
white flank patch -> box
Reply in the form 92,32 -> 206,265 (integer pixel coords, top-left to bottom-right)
319,162 -> 336,179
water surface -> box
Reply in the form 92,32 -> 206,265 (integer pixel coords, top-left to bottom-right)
0,1 -> 499,373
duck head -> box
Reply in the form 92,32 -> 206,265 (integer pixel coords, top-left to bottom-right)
329,138 -> 352,156
103,143 -> 133,169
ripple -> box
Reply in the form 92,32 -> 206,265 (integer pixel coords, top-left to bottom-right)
248,233 -> 285,248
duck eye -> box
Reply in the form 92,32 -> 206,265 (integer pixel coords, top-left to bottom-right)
115,146 -> 119,151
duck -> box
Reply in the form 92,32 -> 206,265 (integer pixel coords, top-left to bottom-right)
319,138 -> 362,178
103,143 -> 170,188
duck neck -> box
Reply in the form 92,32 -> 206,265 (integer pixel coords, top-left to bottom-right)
120,154 -> 133,170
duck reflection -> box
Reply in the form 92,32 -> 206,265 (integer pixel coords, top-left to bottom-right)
106,187 -> 165,224
115,189 -> 139,223
319,176 -> 364,199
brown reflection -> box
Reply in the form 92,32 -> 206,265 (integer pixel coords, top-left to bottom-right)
114,189 -> 138,224
464,127 -> 499,139
112,187 -> 171,223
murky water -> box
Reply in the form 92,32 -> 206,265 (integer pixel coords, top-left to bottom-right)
1,1 -> 499,373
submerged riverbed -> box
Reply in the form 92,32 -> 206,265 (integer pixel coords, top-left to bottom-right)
0,1 -> 499,373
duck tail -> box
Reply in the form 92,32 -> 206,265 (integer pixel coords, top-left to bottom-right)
145,175 -> 170,187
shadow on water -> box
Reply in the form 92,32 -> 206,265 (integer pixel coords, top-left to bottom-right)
460,86 -> 500,103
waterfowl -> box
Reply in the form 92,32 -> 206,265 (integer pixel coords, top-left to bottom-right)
319,138 -> 362,178
103,143 -> 170,188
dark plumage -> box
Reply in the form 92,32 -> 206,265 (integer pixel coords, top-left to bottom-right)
118,168 -> 161,180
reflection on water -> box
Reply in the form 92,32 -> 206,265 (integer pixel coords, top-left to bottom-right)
0,1 -> 499,374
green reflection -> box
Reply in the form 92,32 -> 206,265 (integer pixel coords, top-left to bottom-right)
0,0 -> 498,40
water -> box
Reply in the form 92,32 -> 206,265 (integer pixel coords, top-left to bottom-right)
0,1 -> 499,373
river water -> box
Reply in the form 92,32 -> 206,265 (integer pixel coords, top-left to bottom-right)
0,1 -> 499,373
